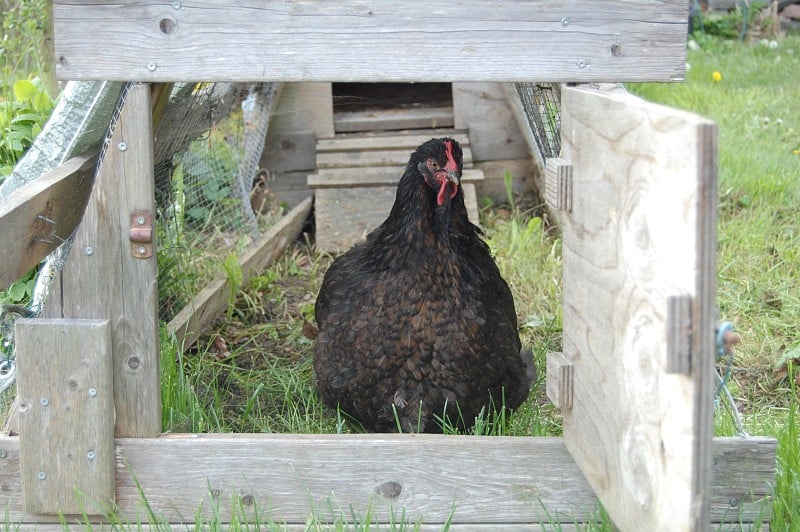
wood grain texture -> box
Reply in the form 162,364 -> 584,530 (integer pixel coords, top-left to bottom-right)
558,86 -> 718,531
317,146 -> 473,169
15,319 -> 113,515
452,83 -> 529,161
43,84 -> 160,438
270,83 -> 334,139
316,131 -> 471,153
691,119 -> 720,530
546,352 -> 573,410
308,168 -> 484,189
51,1 -> 687,82
334,106 -> 454,133
167,196 -> 312,351
666,294 -> 693,374
0,152 -> 96,291
0,435 -> 775,526
544,158 -> 573,214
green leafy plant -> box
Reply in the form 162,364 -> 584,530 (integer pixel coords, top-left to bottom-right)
0,77 -> 54,178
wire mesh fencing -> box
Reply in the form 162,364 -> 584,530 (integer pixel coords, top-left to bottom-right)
513,83 -> 561,163
152,82 -> 284,322
1,81 -> 286,398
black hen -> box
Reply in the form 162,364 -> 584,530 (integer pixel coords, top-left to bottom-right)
313,138 -> 534,432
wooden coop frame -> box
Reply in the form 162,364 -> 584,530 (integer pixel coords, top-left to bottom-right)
0,1 -> 777,530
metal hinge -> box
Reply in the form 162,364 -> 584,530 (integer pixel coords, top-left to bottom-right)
129,211 -> 153,259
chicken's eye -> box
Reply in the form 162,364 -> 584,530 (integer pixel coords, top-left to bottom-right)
428,159 -> 440,170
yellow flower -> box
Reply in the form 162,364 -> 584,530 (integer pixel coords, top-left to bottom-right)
712,71 -> 722,82
793,149 -> 800,156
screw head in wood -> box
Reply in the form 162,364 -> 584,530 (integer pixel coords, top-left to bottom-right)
87,451 -> 96,461
576,59 -> 587,69
137,216 -> 146,225
172,1 -> 181,9
40,397 -> 49,407
561,17 -> 570,26
89,388 -> 97,397
85,246 -> 94,255
137,246 -> 147,255
118,142 -> 127,151
0,450 -> 7,459
147,62 -> 157,72
38,471 -> 46,480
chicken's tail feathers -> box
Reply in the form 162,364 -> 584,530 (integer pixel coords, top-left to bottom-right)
521,347 -> 537,385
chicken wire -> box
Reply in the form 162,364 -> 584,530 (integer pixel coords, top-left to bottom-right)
1,81 -> 283,395
513,83 -> 561,163
154,81 -> 283,321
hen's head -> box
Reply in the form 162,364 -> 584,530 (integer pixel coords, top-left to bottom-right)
411,138 -> 464,206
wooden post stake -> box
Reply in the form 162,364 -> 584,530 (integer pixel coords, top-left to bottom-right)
44,83 -> 160,437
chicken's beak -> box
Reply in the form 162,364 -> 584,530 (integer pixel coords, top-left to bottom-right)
446,170 -> 460,186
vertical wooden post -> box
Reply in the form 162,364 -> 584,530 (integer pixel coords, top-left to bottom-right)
45,83 -> 160,437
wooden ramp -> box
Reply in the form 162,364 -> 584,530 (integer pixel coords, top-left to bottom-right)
310,129 -> 484,253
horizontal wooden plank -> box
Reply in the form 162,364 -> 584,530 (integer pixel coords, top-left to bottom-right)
334,106 -> 455,133
167,197 -> 312,351
317,146 -> 473,169
52,1 -> 687,82
316,131 -> 470,153
0,152 -> 96,291
0,435 -> 775,526
308,167 -> 484,189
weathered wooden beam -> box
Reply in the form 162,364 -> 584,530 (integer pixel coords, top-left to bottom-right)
43,83 -> 160,438
167,196 -> 313,351
52,1 -> 687,83
0,152 -> 96,291
308,168 -> 484,189
0,435 -> 775,526
546,352 -> 573,410
15,319 -> 114,515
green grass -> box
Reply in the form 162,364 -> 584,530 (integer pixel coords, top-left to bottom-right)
629,34 -> 800,532
628,37 -> 800,421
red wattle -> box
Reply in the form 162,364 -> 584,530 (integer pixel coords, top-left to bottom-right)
437,180 -> 458,206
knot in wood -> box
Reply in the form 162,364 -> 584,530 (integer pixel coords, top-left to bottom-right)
160,18 -> 177,34
375,480 -> 402,499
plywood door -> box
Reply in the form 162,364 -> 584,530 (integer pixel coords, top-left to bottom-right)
556,86 -> 717,531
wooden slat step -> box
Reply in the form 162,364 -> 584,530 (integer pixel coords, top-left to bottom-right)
317,130 -> 470,152
334,106 -> 454,133
308,167 -> 484,189
315,183 -> 480,253
317,146 -> 473,169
